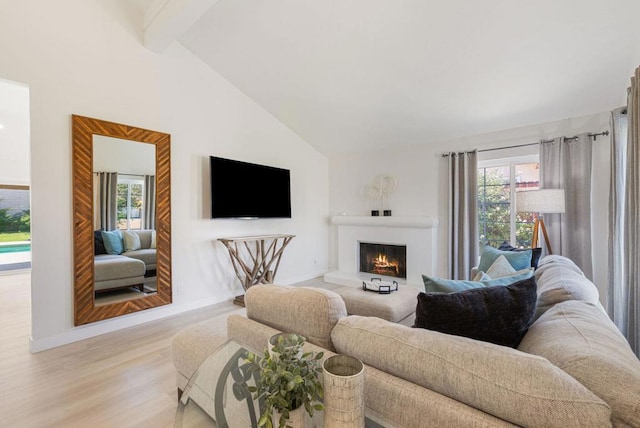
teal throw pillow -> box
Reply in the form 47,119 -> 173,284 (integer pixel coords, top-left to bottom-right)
422,268 -> 534,293
101,229 -> 124,255
478,245 -> 532,273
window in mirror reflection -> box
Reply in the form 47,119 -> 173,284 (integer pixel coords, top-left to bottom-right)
117,176 -> 143,230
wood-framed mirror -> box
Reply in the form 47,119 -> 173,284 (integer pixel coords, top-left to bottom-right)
72,114 -> 171,325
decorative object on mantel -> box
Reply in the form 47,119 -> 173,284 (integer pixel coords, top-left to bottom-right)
322,354 -> 365,428
365,174 -> 397,216
218,234 -> 295,306
362,278 -> 398,294
245,333 -> 324,428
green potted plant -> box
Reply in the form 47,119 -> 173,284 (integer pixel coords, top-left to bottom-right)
245,333 -> 324,428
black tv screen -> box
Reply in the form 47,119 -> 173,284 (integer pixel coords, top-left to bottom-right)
210,156 -> 292,219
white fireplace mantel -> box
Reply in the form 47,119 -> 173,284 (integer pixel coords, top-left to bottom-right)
330,215 -> 438,229
325,215 -> 438,288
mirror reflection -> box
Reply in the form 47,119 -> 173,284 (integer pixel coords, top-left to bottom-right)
73,114 -> 171,326
92,135 -> 157,305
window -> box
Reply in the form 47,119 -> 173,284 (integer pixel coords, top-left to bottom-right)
477,156 -> 539,248
0,185 -> 30,242
117,177 -> 143,230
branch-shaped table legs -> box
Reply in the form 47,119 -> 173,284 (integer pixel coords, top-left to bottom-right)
218,234 -> 295,306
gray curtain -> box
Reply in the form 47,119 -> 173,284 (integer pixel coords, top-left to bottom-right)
540,134 -> 593,279
447,150 -> 478,280
93,172 -> 118,230
143,174 -> 156,230
609,66 -> 640,355
608,107 -> 629,344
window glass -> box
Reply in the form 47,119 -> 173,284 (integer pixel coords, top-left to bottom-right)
478,161 -> 539,248
514,163 -> 539,247
117,180 -> 143,230
0,186 -> 30,242
478,166 -> 511,247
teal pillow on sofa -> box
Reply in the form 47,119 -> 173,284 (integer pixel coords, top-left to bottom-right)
101,229 -> 124,255
422,268 -> 534,293
478,245 -> 532,273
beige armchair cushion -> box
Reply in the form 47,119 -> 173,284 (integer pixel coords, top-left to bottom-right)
244,284 -> 347,351
332,315 -> 611,428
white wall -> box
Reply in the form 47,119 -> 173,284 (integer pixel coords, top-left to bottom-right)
0,0 -> 329,351
93,135 -> 156,175
329,112 -> 611,303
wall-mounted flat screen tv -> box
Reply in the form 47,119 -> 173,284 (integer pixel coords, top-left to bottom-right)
210,156 -> 291,219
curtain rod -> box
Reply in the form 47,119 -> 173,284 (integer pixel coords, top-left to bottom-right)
94,171 -> 150,177
441,130 -> 609,157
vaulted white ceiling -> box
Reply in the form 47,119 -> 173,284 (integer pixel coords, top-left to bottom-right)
138,0 -> 640,155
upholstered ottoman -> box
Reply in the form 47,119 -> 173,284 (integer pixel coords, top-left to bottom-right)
332,285 -> 420,326
94,254 -> 145,292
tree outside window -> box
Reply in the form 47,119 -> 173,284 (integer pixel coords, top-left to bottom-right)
478,161 -> 539,248
117,180 -> 143,230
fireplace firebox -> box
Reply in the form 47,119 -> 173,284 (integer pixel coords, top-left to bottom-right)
359,242 -> 407,279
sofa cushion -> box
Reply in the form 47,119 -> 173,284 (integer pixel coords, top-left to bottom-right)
422,268 -> 533,293
519,300 -> 640,427
415,276 -> 537,348
94,254 -> 145,282
244,284 -> 347,351
332,316 -> 611,427
533,255 -> 600,321
123,248 -> 156,270
478,245 -> 532,272
133,229 -> 154,249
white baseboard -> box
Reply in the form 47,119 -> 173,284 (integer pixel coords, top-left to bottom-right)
29,296 -> 225,353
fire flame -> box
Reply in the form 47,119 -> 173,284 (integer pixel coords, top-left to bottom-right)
373,253 -> 398,271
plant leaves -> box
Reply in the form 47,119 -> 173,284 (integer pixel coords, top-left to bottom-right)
258,413 -> 269,427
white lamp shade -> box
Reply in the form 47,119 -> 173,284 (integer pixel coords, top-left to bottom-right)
516,189 -> 565,214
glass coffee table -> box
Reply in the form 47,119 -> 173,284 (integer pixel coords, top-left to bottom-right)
175,340 -> 384,427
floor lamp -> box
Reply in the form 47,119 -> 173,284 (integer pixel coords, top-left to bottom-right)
516,189 -> 565,254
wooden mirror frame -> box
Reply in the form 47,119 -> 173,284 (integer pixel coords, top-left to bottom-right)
72,115 -> 172,325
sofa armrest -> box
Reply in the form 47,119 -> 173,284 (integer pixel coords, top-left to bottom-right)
171,320 -> 228,391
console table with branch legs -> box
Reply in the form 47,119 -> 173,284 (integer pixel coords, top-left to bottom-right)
217,234 -> 295,306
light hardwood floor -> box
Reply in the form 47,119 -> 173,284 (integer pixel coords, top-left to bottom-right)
0,271 -> 261,428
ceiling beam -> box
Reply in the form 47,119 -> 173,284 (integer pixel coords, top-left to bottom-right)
143,0 -> 219,53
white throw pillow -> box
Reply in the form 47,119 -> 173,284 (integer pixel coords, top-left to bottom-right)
150,230 -> 156,249
123,230 -> 142,252
486,255 -> 516,278
473,270 -> 492,281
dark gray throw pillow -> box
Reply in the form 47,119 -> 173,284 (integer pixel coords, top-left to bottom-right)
94,230 -> 107,255
413,276 -> 537,348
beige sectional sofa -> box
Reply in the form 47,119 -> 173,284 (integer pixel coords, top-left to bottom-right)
94,229 -> 156,292
172,255 -> 640,427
